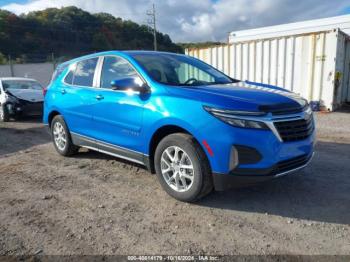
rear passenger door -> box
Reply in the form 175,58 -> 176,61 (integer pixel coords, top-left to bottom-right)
59,57 -> 99,138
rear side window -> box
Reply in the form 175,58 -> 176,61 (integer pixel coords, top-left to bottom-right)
74,58 -> 98,86
64,57 -> 98,87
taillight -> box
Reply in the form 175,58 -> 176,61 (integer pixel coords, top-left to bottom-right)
43,87 -> 48,96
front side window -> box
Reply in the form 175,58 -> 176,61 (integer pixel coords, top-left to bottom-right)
2,80 -> 42,91
64,57 -> 98,87
100,56 -> 138,89
131,53 -> 235,86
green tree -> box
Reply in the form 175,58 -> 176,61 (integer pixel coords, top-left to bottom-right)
0,52 -> 7,64
0,6 -> 183,62
178,42 -> 224,50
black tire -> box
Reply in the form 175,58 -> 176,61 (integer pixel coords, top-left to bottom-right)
0,104 -> 10,122
154,133 -> 213,202
51,115 -> 79,156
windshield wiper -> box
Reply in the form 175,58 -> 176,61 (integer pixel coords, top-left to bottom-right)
230,78 -> 241,83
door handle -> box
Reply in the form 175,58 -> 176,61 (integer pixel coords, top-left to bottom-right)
60,89 -> 66,94
96,94 -> 104,100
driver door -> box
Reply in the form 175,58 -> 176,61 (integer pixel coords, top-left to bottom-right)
91,55 -> 145,161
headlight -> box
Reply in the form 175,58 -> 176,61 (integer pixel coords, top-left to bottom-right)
304,103 -> 312,113
203,106 -> 269,130
5,93 -> 19,103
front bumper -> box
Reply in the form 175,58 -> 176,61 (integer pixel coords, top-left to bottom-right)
7,101 -> 43,116
212,152 -> 314,191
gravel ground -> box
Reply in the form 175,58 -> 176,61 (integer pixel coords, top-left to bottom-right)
0,112 -> 349,256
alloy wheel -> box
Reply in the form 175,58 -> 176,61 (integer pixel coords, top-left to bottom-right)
160,146 -> 194,192
53,122 -> 67,151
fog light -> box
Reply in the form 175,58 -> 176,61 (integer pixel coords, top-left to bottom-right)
235,145 -> 262,164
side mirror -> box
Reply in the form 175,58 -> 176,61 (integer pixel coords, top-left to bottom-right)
110,77 -> 148,93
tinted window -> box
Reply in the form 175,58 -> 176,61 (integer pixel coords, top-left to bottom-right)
73,58 -> 98,87
100,56 -> 138,89
64,58 -> 98,87
65,69 -> 74,85
51,64 -> 68,83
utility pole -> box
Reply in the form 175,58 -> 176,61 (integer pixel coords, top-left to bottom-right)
8,55 -> 14,77
147,3 -> 157,51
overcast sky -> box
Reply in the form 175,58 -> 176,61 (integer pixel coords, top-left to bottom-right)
1,0 -> 350,42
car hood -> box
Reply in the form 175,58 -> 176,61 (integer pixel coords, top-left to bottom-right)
6,88 -> 43,103
166,81 -> 307,113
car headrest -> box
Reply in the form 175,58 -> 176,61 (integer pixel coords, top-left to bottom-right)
149,69 -> 162,82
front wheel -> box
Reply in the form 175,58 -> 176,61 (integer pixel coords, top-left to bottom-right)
154,133 -> 213,202
51,115 -> 79,156
0,104 -> 10,122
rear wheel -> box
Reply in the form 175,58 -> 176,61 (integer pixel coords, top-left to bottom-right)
0,104 -> 9,122
154,133 -> 213,202
51,115 -> 79,156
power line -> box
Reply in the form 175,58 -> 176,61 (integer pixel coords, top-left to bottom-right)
146,3 -> 157,51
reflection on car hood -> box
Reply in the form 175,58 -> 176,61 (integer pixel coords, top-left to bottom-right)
166,81 -> 307,113
6,88 -> 44,103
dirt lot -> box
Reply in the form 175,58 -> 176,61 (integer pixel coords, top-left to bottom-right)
0,112 -> 349,256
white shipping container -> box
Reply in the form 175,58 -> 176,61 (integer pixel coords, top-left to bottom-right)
185,29 -> 350,111
228,14 -> 350,43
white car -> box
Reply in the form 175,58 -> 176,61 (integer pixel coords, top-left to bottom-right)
0,77 -> 44,122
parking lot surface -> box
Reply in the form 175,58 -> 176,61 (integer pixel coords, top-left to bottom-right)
0,112 -> 349,255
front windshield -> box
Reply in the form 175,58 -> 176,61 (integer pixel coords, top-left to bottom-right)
131,53 -> 236,86
2,80 -> 42,91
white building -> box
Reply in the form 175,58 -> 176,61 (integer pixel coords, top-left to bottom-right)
186,15 -> 350,111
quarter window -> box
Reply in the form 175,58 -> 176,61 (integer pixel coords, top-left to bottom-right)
51,64 -> 68,83
65,69 -> 74,85
100,56 -> 138,89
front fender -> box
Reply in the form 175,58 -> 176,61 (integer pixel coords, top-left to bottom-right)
145,117 -> 200,145
140,94 -> 220,171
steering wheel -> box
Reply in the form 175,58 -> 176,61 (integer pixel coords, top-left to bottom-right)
184,78 -> 198,85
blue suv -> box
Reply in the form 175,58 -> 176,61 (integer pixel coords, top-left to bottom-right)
44,51 -> 315,202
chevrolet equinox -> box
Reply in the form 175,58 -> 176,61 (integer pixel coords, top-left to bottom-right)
44,51 -> 315,202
